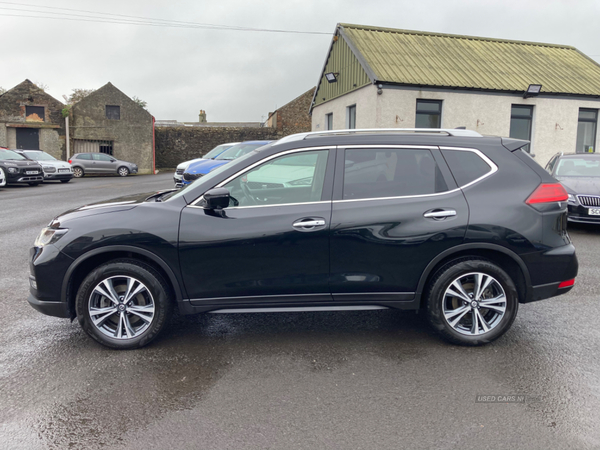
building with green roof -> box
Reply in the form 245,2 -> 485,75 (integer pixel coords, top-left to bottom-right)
311,23 -> 600,163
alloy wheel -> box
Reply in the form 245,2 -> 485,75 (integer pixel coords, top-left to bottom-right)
442,272 -> 507,336
118,167 -> 129,177
88,275 -> 155,340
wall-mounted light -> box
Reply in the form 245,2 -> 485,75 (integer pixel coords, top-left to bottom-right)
325,72 -> 339,83
523,84 -> 542,99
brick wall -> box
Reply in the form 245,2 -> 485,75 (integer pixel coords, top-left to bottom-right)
273,87 -> 315,135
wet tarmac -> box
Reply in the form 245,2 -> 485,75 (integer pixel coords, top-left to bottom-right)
1,174 -> 599,449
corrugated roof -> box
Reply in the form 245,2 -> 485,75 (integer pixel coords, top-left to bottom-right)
339,23 -> 600,96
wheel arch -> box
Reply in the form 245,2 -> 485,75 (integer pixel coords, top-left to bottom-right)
415,243 -> 532,307
62,245 -> 184,319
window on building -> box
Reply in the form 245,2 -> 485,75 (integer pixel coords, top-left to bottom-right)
415,100 -> 442,128
343,148 -> 448,200
326,113 -> 333,130
576,108 -> 598,153
106,105 -> 121,120
509,105 -> 533,153
25,106 -> 45,122
347,105 -> 356,129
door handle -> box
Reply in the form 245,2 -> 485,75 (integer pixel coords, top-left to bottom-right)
423,209 -> 457,219
293,218 -> 326,229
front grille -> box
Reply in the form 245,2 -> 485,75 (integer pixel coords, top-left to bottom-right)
183,172 -> 203,182
578,195 -> 600,207
176,169 -> 185,175
43,166 -> 57,173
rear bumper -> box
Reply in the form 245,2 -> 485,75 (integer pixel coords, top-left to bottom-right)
522,244 -> 578,303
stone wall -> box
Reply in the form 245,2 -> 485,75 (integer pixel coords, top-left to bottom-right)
155,126 -> 281,168
274,87 -> 315,135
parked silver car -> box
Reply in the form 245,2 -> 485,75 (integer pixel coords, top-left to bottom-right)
14,150 -> 74,183
69,153 -> 138,177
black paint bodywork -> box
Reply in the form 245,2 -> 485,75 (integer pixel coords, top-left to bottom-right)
28,133 -> 578,320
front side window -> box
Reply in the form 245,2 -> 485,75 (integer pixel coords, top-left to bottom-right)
415,100 -> 442,128
343,148 -> 448,200
576,108 -> 598,153
326,113 -> 333,130
222,150 -> 329,207
509,105 -> 533,153
347,105 -> 356,129
106,105 -> 120,120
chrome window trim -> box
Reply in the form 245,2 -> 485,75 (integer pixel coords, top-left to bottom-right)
341,144 -> 438,149
189,146 -> 334,207
333,188 -> 462,204
187,200 -> 331,210
438,146 -> 498,189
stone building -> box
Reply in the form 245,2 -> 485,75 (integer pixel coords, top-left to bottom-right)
267,87 -> 315,135
311,24 -> 600,165
0,80 -> 66,159
71,82 -> 154,174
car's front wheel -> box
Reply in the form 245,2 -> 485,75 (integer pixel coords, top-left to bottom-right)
425,258 -> 518,346
118,167 -> 130,177
76,259 -> 172,349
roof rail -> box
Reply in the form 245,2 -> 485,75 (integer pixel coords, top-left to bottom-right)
273,128 -> 483,146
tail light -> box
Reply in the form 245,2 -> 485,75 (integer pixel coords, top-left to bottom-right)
526,183 -> 568,205
68,159 -> 72,164
558,279 -> 575,288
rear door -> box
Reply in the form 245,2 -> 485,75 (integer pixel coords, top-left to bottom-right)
329,145 -> 469,302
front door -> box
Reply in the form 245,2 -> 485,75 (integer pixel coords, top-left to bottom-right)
16,128 -> 40,150
329,146 -> 469,301
179,148 -> 334,305
93,153 -> 116,172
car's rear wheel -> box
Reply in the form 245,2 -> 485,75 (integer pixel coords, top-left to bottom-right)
73,167 -> 84,178
425,258 -> 518,346
76,259 -> 172,349
118,167 -> 130,177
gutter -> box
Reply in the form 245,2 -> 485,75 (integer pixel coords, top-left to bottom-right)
152,116 -> 156,174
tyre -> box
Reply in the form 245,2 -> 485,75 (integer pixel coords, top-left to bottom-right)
76,259 -> 172,349
73,167 -> 84,178
28,182 -> 40,186
118,166 -> 130,177
60,179 -> 71,183
425,258 -> 518,346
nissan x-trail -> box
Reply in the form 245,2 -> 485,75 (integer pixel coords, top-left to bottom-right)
28,129 -> 578,349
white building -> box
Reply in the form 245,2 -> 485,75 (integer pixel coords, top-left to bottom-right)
310,24 -> 600,165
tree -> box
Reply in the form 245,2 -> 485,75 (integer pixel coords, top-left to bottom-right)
34,81 -> 49,92
132,96 -> 147,109
0,87 -> 6,95
62,88 -> 95,105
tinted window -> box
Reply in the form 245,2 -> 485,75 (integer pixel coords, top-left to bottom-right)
441,149 -> 492,187
343,148 -> 448,200
223,150 -> 329,207
77,154 -> 92,160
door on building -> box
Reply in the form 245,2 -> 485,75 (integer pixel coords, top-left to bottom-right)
16,128 -> 40,150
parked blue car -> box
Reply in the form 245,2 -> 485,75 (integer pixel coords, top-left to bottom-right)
180,140 -> 273,186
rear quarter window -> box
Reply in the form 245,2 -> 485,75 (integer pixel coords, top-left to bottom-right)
441,149 -> 493,187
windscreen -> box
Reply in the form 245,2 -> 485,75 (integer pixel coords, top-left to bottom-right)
0,149 -> 26,161
25,151 -> 57,161
555,157 -> 600,177
216,143 -> 265,161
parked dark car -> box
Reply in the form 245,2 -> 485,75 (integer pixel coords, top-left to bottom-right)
0,147 -> 44,186
14,149 -> 74,183
546,152 -> 600,224
28,129 -> 577,349
69,153 -> 138,177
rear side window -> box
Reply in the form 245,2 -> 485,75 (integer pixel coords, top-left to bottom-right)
441,149 -> 492,187
77,154 -> 92,160
343,148 -> 448,200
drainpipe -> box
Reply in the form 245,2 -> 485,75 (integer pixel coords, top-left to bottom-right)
65,115 -> 70,160
152,116 -> 156,174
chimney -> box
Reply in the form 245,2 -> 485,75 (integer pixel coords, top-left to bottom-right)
199,110 -> 207,123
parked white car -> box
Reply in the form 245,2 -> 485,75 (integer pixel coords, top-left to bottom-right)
173,142 -> 239,184
0,166 -> 5,187
15,150 -> 74,183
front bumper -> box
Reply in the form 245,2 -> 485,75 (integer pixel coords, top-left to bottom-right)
44,173 -> 74,181
7,173 -> 44,184
27,293 -> 70,318
567,204 -> 600,224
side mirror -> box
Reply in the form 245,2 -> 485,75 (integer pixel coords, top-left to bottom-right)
203,187 -> 230,210
110,159 -> 116,162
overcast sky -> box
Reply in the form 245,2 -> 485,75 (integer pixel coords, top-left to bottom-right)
2,0 -> 600,123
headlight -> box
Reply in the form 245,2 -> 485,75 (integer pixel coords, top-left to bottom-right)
34,227 -> 68,247
7,167 -> 17,173
567,194 -> 577,204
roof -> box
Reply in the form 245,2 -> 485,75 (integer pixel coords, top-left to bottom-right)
312,23 -> 600,109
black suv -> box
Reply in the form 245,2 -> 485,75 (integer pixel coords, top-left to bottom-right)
0,147 -> 44,186
27,129 -> 578,349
